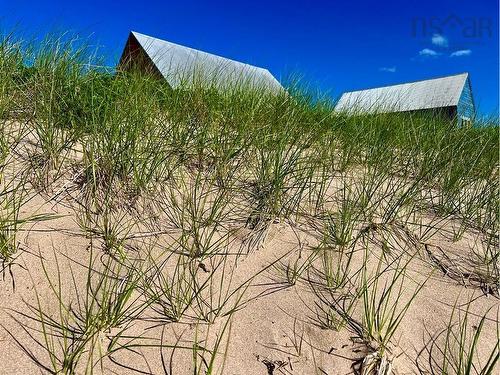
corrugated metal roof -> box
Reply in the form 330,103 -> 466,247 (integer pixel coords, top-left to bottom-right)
335,73 -> 469,114
130,31 -> 282,91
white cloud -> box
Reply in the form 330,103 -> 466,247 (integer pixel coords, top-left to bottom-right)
431,33 -> 448,48
379,66 -> 396,73
450,49 -> 472,57
419,48 -> 440,57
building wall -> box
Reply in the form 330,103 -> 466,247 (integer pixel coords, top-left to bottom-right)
457,77 -> 475,121
117,33 -> 163,80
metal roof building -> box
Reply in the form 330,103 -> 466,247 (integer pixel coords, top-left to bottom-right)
118,31 -> 283,91
334,73 -> 475,123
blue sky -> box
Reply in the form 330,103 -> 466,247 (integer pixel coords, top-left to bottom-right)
2,0 -> 498,114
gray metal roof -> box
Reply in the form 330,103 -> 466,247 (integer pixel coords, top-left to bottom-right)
130,31 -> 282,91
335,73 -> 469,114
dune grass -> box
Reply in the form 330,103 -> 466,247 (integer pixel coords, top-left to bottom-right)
418,298 -> 499,375
0,31 -> 498,374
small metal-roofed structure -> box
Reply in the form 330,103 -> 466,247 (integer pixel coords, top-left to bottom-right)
118,31 -> 283,92
334,73 -> 475,124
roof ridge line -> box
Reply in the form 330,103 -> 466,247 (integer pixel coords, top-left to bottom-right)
340,72 -> 468,95
131,31 -> 271,74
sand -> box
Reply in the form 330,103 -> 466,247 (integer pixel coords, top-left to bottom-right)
0,131 -> 498,374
